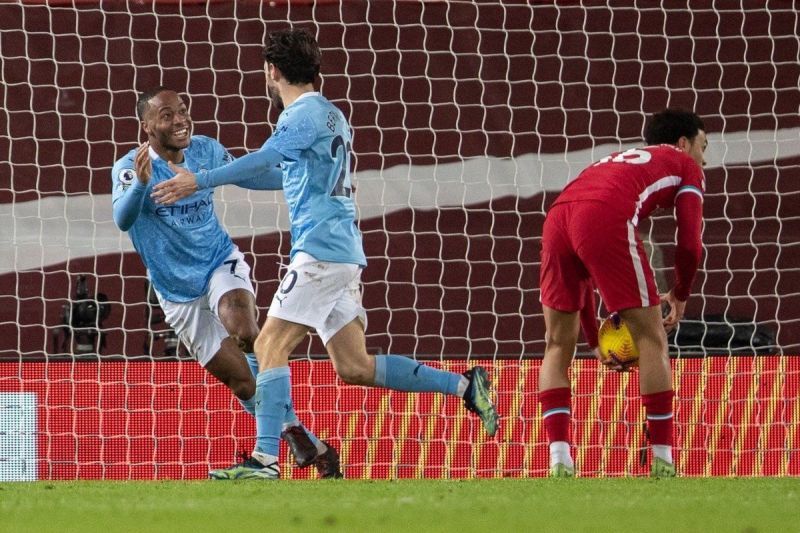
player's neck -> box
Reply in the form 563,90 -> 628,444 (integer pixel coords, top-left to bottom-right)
152,145 -> 185,164
280,83 -> 315,109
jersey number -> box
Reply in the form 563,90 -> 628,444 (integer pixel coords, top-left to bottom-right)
224,259 -> 238,274
330,135 -> 352,198
279,270 -> 298,294
596,148 -> 652,166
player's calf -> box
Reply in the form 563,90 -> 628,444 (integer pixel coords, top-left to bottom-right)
334,361 -> 374,386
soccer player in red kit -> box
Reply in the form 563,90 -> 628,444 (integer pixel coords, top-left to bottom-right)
538,109 -> 707,478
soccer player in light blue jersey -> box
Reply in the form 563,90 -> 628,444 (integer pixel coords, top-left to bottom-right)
112,87 -> 341,478
153,29 -> 499,480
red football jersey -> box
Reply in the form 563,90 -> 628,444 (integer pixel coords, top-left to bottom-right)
553,144 -> 705,226
543,143 -> 705,321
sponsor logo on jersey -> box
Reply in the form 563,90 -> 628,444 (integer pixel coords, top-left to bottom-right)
155,196 -> 214,227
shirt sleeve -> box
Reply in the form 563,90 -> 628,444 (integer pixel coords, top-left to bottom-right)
197,146 -> 285,190
210,138 -> 236,168
205,138 -> 282,190
263,111 -> 317,161
111,162 -> 148,231
234,165 -> 285,190
673,191 -> 703,301
675,157 -> 705,199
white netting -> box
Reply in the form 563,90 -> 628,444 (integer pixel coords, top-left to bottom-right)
0,1 -> 798,480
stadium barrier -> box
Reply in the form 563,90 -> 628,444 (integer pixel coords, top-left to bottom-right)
1,357 -> 797,480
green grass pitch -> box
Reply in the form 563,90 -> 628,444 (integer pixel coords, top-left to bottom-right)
2,478 -> 797,532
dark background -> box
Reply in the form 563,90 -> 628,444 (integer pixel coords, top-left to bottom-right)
1,0 -> 798,359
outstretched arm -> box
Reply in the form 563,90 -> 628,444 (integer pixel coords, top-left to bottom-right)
234,164 -> 284,191
151,146 -> 285,205
112,143 -> 152,231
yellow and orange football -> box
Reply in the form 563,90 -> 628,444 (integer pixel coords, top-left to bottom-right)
597,313 -> 639,368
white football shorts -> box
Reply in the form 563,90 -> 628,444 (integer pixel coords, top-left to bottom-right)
267,251 -> 366,346
155,247 -> 255,367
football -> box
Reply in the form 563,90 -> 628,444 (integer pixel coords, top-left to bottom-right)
597,313 -> 639,368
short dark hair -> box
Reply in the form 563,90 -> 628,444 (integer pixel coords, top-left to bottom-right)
262,28 -> 320,85
137,86 -> 172,120
644,109 -> 705,145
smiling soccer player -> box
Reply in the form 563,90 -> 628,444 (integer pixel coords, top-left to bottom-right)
111,87 -> 341,479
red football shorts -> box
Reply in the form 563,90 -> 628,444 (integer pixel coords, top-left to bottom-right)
540,201 -> 660,313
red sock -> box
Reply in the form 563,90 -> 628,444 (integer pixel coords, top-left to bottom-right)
540,387 -> 571,443
642,389 -> 674,446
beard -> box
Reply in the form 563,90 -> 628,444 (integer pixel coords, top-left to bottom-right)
159,135 -> 189,153
268,85 -> 284,111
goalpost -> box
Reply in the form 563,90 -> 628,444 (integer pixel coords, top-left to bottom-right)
1,0 -> 798,480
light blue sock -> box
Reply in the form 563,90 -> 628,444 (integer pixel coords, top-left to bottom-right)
239,353 -> 260,416
245,353 -> 260,379
235,354 -> 259,416
255,366 -> 291,457
374,355 -> 462,395
238,396 -> 256,416
247,353 -> 323,450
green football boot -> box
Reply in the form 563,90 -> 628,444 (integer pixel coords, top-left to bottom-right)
462,366 -> 500,437
209,454 -> 279,480
549,463 -> 575,478
650,457 -> 676,479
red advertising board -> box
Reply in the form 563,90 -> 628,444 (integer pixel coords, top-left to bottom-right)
1,357 -> 797,480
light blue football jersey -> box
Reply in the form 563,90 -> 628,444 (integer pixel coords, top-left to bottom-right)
264,92 -> 366,266
111,135 -> 235,302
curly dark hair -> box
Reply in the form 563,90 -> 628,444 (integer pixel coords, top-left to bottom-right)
644,109 -> 705,145
262,28 -> 321,85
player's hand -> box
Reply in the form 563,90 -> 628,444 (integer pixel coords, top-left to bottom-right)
660,289 -> 686,334
134,142 -> 152,185
594,346 -> 631,373
151,162 -> 198,204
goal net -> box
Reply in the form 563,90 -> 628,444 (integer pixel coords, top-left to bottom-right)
1,0 -> 798,480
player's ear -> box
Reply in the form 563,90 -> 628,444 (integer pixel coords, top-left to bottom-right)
676,135 -> 690,152
267,63 -> 281,82
141,120 -> 152,137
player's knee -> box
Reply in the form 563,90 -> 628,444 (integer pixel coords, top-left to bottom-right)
218,291 -> 257,337
229,323 -> 259,353
335,362 -> 372,386
544,329 -> 578,351
229,376 -> 255,401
